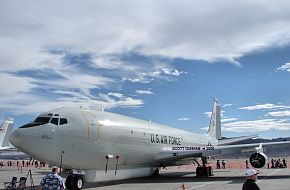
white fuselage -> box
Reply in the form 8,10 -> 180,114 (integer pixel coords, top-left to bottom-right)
10,107 -> 217,182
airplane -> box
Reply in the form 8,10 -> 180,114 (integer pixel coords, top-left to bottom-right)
9,99 -> 290,190
0,117 -> 14,150
0,117 -> 30,159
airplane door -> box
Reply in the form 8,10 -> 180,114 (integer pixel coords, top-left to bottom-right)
82,111 -> 99,141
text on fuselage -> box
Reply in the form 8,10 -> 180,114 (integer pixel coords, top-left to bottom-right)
150,134 -> 181,145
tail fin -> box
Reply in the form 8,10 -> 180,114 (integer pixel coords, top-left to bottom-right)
207,98 -> 221,140
0,118 -> 14,148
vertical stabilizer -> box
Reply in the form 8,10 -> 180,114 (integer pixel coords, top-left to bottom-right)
0,118 -> 14,148
207,98 -> 221,140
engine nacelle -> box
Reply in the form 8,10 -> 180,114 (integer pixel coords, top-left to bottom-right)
249,152 -> 268,168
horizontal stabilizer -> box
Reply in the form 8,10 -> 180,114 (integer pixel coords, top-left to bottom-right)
218,135 -> 257,145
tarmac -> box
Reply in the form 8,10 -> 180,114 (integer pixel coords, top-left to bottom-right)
1,162 -> 290,190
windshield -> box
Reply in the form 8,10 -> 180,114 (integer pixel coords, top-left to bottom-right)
20,116 -> 52,128
34,117 -> 51,123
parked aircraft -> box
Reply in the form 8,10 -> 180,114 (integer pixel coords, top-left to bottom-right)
0,118 -> 14,150
0,117 -> 30,159
9,99 -> 290,189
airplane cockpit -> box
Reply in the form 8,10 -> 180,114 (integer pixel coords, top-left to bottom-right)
20,113 -> 68,128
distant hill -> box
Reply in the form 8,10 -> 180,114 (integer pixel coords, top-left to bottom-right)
231,137 -> 290,144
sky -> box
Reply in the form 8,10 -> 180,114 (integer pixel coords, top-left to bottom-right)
1,0 -> 290,139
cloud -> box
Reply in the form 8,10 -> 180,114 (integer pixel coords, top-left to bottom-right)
98,93 -> 143,108
222,104 -> 233,108
161,69 -> 184,76
2,0 -> 290,115
107,92 -> 124,99
221,118 -> 237,123
1,1 -> 290,68
0,91 -> 144,115
239,103 -> 289,111
178,118 -> 190,121
267,110 -> 290,117
222,119 -> 290,132
277,63 -> 290,72
136,90 -> 154,95
0,73 -> 36,97
204,112 -> 212,118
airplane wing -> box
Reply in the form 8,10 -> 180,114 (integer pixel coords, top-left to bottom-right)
154,141 -> 290,167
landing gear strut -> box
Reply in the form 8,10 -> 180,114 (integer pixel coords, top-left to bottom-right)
65,175 -> 84,190
195,157 -> 213,177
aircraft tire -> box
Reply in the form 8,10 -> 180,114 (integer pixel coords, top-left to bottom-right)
196,167 -> 202,176
72,175 -> 84,190
152,168 -> 160,176
66,175 -> 83,190
65,175 -> 73,190
196,166 -> 212,177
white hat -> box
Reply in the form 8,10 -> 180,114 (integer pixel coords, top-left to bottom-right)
246,169 -> 257,176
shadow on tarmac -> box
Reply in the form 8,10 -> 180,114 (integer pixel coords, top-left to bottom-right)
83,171 -> 290,188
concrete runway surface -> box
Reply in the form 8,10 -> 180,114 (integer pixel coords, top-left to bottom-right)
1,164 -> 290,190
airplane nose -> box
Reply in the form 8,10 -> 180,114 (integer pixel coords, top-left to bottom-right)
9,129 -> 21,148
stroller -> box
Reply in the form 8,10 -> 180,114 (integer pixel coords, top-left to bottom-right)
4,177 -> 18,190
4,177 -> 27,190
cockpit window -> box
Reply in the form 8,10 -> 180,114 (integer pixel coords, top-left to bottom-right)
20,116 -> 51,128
34,117 -> 51,123
49,118 -> 67,125
59,118 -> 68,125
20,115 -> 68,128
50,118 -> 59,125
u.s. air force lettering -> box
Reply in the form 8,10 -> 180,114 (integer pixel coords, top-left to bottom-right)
150,134 -> 181,145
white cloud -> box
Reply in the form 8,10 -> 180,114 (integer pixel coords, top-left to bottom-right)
221,118 -> 237,123
1,1 -> 290,70
222,104 -> 233,108
178,118 -> 190,121
99,93 -> 143,108
0,73 -> 36,97
136,90 -> 154,95
2,1 -> 290,115
223,119 -> 290,132
161,69 -> 184,76
107,92 -> 124,99
277,63 -> 290,72
268,110 -> 290,117
204,112 -> 212,118
239,103 -> 289,111
0,92 -> 144,115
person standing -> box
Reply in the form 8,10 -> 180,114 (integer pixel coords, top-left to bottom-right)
222,160 -> 226,169
39,167 -> 65,190
242,169 -> 260,190
282,158 -> 287,168
216,160 -> 220,169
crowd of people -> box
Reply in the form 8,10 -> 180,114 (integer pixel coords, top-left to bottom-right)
269,158 -> 287,168
245,158 -> 287,169
3,159 -> 46,169
216,160 -> 226,169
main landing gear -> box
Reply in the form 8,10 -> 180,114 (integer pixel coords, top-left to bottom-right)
195,157 -> 213,177
65,175 -> 84,190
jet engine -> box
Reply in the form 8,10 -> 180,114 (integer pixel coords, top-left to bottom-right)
249,152 -> 268,168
